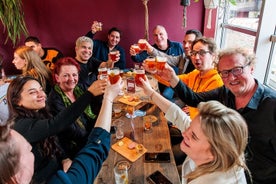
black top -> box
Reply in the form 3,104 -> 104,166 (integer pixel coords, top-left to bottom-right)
13,91 -> 96,183
76,58 -> 101,89
47,86 -> 97,159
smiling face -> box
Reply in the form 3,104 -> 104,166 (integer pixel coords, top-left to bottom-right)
12,53 -> 26,70
55,65 -> 79,92
183,33 -> 197,56
108,31 -> 121,48
11,130 -> 34,184
191,42 -> 215,73
180,115 -> 214,166
75,41 -> 93,63
153,26 -> 168,50
218,53 -> 254,97
17,80 -> 46,110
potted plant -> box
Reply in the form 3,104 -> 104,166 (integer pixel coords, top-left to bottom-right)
0,0 -> 28,46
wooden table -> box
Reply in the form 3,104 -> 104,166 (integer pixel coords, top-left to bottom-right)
94,101 -> 181,184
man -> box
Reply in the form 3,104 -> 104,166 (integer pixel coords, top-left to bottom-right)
74,36 -> 114,114
131,25 -> 184,101
86,22 -> 126,69
180,29 -> 202,74
24,36 -> 63,70
146,29 -> 202,75
74,36 -> 113,89
158,47 -> 276,184
130,25 -> 183,67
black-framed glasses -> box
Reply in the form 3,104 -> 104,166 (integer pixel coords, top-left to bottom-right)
190,50 -> 211,57
218,62 -> 251,78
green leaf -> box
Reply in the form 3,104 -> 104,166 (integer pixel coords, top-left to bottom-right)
0,0 -> 28,46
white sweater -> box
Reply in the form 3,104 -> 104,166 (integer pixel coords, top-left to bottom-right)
164,104 -> 247,184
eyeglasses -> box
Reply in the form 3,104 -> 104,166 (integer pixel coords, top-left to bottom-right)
190,50 -> 211,57
218,62 -> 251,78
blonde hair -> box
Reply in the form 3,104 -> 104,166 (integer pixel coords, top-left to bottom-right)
186,100 -> 249,182
14,46 -> 52,90
217,47 -> 256,67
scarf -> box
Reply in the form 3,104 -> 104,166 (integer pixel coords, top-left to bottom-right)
54,85 -> 96,122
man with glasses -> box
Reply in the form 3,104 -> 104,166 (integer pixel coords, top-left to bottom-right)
157,47 -> 276,184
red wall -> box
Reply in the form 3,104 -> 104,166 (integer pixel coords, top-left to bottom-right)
0,0 -> 204,75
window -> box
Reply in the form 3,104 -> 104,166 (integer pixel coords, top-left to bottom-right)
265,31 -> 276,90
216,0 -> 276,90
216,0 -> 262,52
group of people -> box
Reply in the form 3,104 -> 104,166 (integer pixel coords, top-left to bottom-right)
0,20 -> 275,184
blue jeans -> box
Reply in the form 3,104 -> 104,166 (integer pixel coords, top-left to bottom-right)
162,87 -> 175,101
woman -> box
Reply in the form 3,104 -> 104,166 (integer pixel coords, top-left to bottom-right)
140,76 -> 249,184
144,37 -> 223,119
48,57 -> 98,159
6,76 -> 107,183
0,77 -> 122,184
12,45 -> 53,94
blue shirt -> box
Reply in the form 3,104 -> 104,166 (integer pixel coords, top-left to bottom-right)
131,39 -> 183,68
48,127 -> 110,184
86,32 -> 126,69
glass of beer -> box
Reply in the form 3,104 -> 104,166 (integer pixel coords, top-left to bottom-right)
109,50 -> 118,61
144,56 -> 156,73
131,44 -> 141,54
143,116 -> 152,133
138,39 -> 147,50
98,67 -> 108,80
108,67 -> 120,84
156,56 -> 167,72
134,68 -> 146,87
114,161 -> 128,184
96,22 -> 103,31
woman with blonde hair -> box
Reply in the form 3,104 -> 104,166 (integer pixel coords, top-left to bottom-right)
12,45 -> 53,93
140,76 -> 249,184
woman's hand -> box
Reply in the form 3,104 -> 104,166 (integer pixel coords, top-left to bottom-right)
62,158 -> 72,173
103,77 -> 123,102
139,76 -> 154,96
87,79 -> 108,96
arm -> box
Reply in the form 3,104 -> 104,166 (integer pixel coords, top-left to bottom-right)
14,80 -> 108,143
48,78 -> 123,184
130,51 -> 149,63
149,47 -> 181,67
143,39 -> 181,67
140,77 -> 190,131
114,46 -> 126,69
173,79 -> 225,107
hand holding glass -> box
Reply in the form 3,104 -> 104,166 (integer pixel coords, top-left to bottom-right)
138,39 -> 147,50
98,67 -> 108,80
144,56 -> 156,73
134,68 -> 146,87
110,50 -> 119,62
108,67 -> 120,84
156,56 -> 167,72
